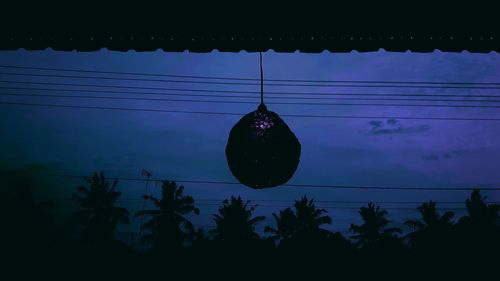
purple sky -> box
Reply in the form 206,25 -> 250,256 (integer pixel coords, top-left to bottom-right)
1,49 -> 500,236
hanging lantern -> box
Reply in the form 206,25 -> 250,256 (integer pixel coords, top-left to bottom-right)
225,53 -> 301,189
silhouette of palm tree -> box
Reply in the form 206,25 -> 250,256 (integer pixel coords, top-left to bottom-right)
405,201 -> 454,250
445,189 -> 500,277
350,202 -> 401,248
211,196 -> 265,243
456,189 -> 500,254
67,171 -> 129,243
406,201 -> 455,231
459,189 -> 500,228
135,180 -> 199,251
264,208 -> 297,242
265,196 -> 332,243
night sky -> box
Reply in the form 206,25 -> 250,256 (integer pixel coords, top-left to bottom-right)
1,49 -> 500,240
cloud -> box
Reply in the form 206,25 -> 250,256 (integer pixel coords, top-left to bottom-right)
421,149 -> 481,161
422,154 -> 439,161
387,118 -> 398,125
368,119 -> 431,135
369,120 -> 383,130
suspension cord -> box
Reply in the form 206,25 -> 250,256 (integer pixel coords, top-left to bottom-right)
260,52 -> 264,104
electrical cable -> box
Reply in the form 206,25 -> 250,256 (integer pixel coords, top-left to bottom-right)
4,92 -> 500,108
5,86 -> 500,102
2,71 -> 500,89
2,64 -> 500,85
3,101 -> 500,121
10,171 -> 500,191
4,80 -> 500,98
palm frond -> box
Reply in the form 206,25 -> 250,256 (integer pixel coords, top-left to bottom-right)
248,215 -> 266,225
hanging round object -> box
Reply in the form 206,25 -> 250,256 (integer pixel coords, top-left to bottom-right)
226,103 -> 301,188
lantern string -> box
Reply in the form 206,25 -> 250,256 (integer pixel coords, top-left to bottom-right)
260,52 -> 264,105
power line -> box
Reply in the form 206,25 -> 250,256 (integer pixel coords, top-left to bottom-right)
196,199 -> 479,204
194,203 -> 469,210
1,64 -> 500,86
6,92 -> 500,108
5,85 -> 500,102
0,72 -> 266,86
2,71 -> 500,89
39,199 -> 474,211
13,171 -> 500,191
5,92 -> 500,108
3,101 -> 500,121
4,80 -> 500,99
50,197 -> 484,205
44,199 -> 473,210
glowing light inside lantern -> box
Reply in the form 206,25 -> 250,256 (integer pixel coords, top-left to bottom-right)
252,114 -> 275,137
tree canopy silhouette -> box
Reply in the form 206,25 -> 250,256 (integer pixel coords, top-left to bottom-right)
454,189 -> 500,265
135,180 -> 199,252
350,202 -> 402,248
0,177 -> 54,258
211,196 -> 265,243
459,189 -> 500,228
5,169 -> 500,278
406,201 -> 455,231
405,200 -> 455,247
265,196 -> 332,245
67,171 -> 130,243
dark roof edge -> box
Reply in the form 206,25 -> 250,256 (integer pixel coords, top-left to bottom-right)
1,34 -> 498,53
